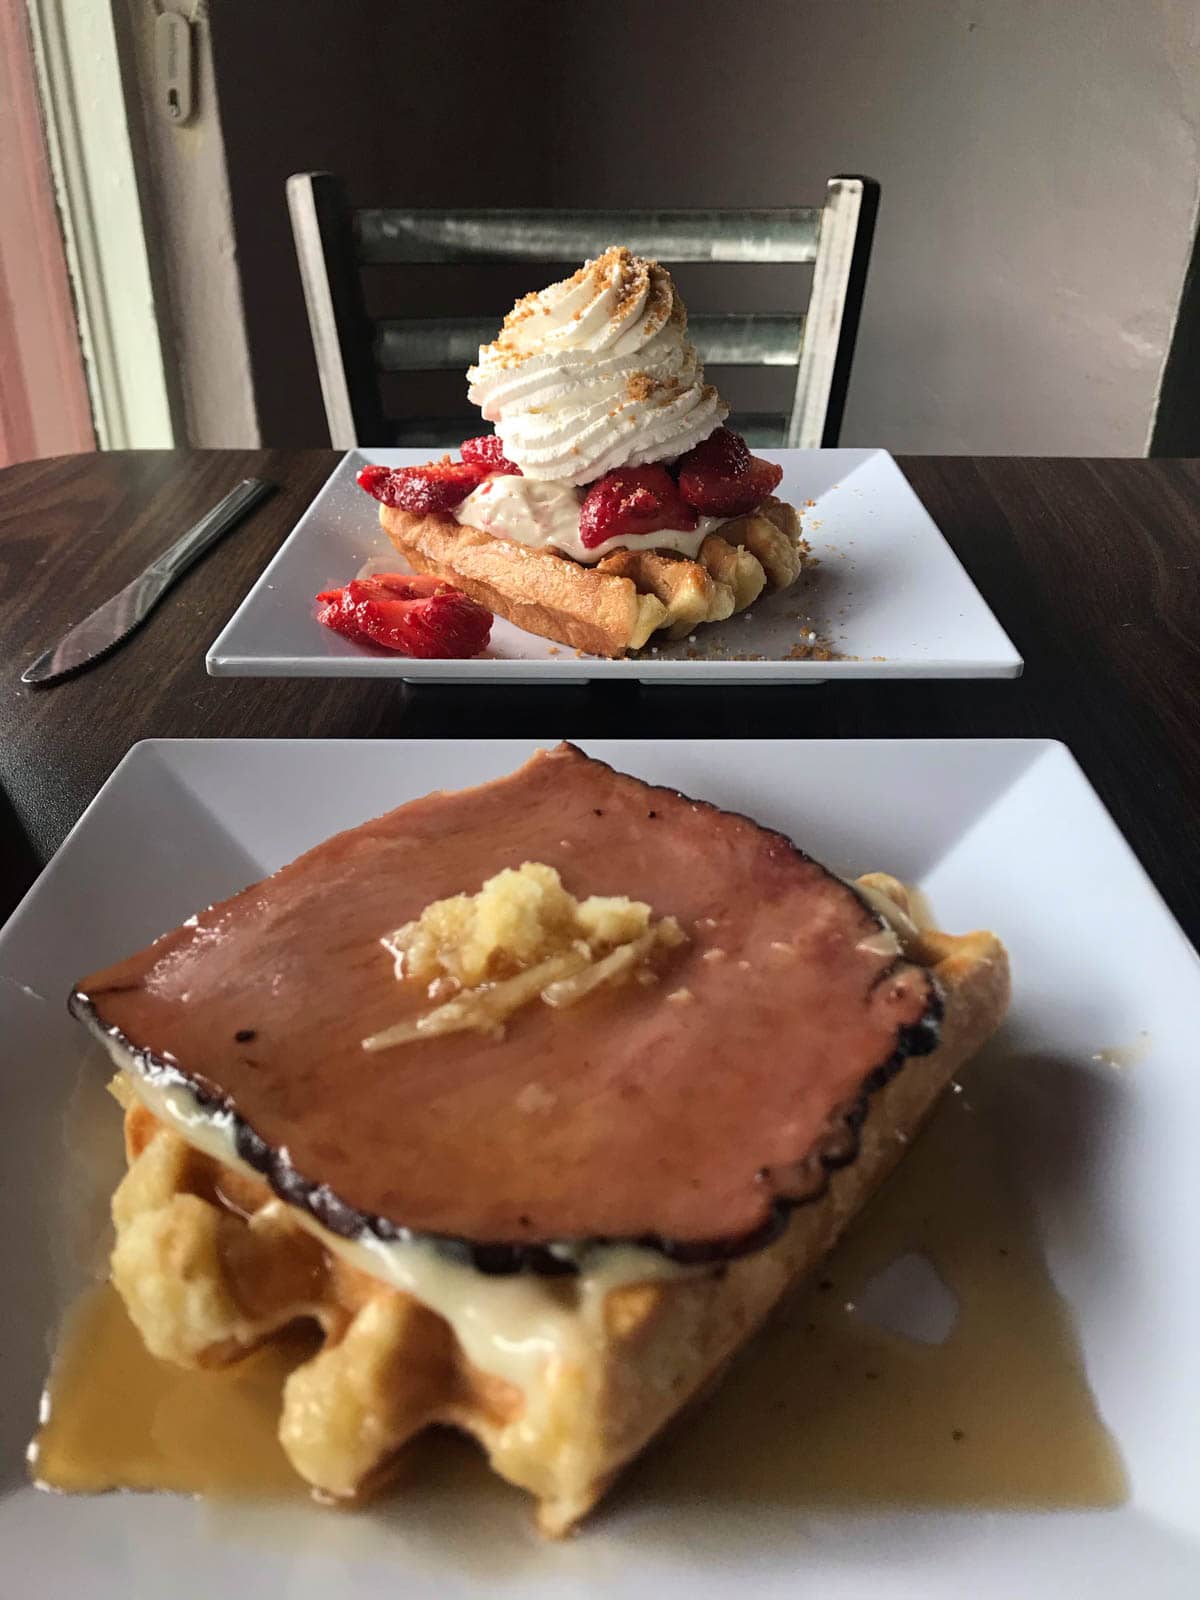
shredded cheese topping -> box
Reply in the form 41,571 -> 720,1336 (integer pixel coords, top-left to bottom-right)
362,862 -> 685,1052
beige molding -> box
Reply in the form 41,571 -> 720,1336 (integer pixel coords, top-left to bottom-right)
111,0 -> 259,448
24,0 -> 174,449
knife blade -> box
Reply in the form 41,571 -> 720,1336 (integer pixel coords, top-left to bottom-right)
21,478 -> 275,686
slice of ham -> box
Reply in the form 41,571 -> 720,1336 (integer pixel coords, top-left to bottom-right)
73,745 -> 940,1267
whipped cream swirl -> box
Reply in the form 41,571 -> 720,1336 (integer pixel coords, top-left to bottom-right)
467,247 -> 728,486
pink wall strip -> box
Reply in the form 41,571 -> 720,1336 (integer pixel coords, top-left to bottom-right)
0,0 -> 95,466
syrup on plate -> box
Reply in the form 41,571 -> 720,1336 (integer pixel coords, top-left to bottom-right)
31,1058 -> 1126,1518
631,1067 -> 1127,1512
30,1284 -> 313,1500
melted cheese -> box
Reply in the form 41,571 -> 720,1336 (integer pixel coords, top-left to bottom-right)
101,1040 -> 693,1469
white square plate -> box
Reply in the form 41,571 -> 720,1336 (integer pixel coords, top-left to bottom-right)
206,451 -> 1022,682
2,739 -> 1196,1598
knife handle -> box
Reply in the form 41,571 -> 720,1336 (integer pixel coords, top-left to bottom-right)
149,479 -> 276,582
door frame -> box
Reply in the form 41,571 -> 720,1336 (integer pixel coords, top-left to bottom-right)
22,0 -> 175,450
0,0 -> 92,464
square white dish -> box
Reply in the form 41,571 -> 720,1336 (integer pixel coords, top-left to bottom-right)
205,450 -> 1022,682
3,738 -> 1197,1598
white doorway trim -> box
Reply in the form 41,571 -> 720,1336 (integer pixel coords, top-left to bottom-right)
24,0 -> 175,449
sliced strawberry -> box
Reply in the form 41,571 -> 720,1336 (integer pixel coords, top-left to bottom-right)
578,465 -> 698,550
674,427 -> 751,514
746,455 -> 784,499
395,591 -> 495,657
677,426 -> 751,484
353,589 -> 493,659
344,573 -> 493,658
357,457 -> 485,513
316,572 -> 492,658
315,586 -> 361,641
461,435 -> 522,476
676,427 -> 785,517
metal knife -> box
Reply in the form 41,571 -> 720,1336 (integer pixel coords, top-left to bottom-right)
21,478 -> 276,686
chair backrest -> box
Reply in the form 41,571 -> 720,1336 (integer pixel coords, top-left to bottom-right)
286,175 -> 878,453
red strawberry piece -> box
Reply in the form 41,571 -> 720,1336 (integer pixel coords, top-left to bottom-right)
391,590 -> 494,658
344,574 -> 493,659
315,586 -> 362,642
676,433 -> 748,514
355,464 -> 394,501
460,435 -> 522,476
746,455 -> 784,499
676,427 -> 785,517
578,465 -> 698,550
356,457 -> 485,513
678,425 -> 751,482
675,426 -> 752,514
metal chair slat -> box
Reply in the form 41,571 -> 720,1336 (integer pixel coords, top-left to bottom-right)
356,208 -> 821,265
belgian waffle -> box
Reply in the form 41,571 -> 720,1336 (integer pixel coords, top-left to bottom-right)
106,878 -> 1008,1536
380,496 -> 810,657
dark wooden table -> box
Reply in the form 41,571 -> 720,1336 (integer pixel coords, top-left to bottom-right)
1,450 -> 1197,941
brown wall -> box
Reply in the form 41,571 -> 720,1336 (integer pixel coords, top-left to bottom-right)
210,0 -> 553,445
210,0 -> 1200,453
